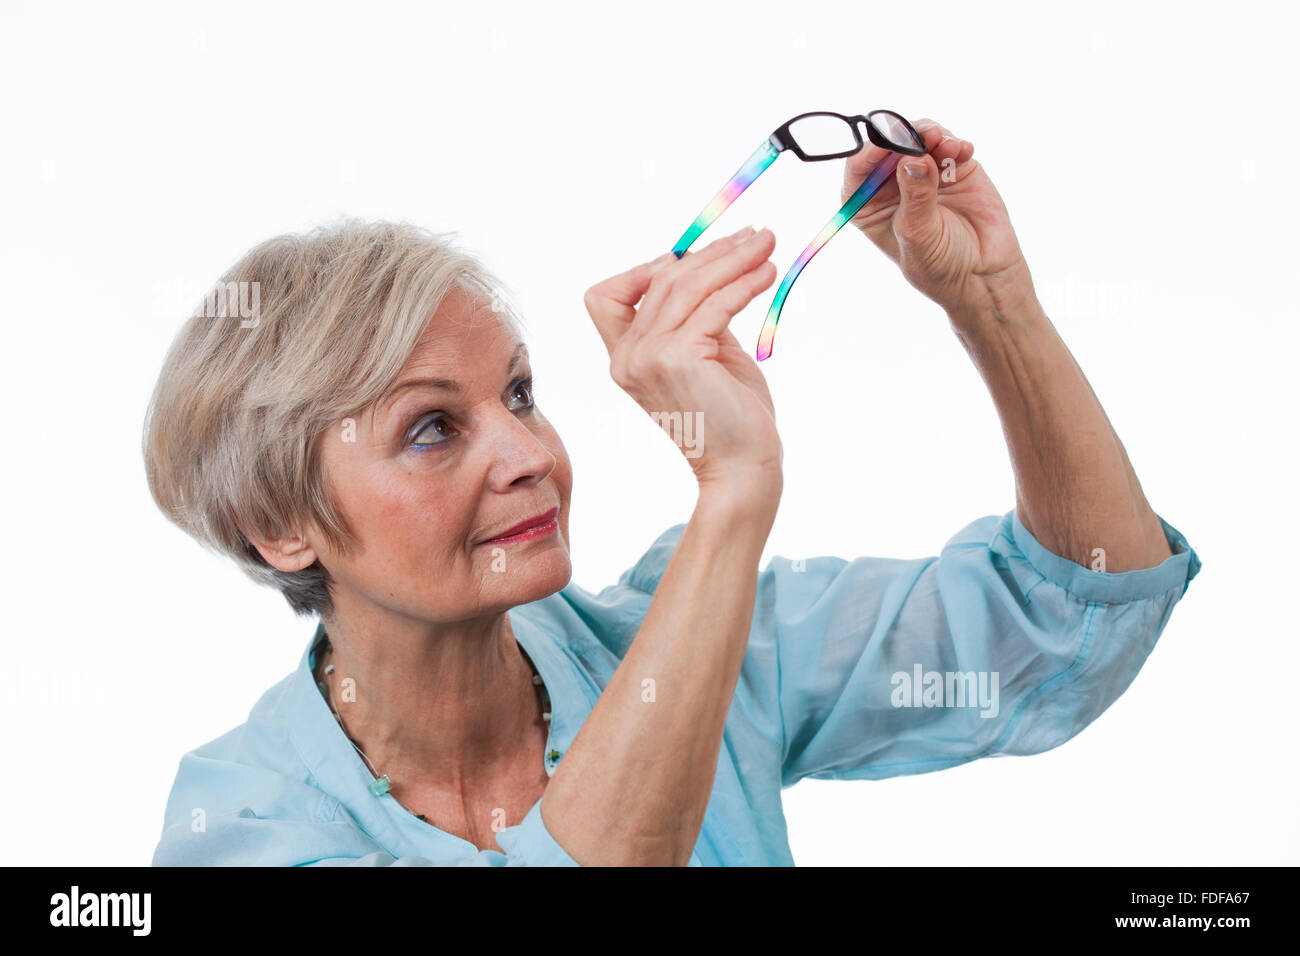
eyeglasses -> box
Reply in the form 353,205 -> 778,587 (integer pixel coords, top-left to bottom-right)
670,110 -> 926,361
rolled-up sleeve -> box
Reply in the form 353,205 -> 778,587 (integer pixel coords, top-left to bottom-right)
761,508 -> 1201,787
492,799 -> 580,866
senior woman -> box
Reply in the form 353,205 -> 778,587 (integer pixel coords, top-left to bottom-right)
146,118 -> 1200,866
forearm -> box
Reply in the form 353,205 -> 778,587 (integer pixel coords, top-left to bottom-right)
540,481 -> 779,865
949,274 -> 1171,573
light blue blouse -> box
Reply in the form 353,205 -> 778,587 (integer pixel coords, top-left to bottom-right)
152,508 -> 1201,866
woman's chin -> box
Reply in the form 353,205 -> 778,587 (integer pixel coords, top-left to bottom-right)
486,544 -> 572,606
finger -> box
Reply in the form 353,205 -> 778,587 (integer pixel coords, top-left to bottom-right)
588,228 -> 755,354
645,228 -> 776,337
911,118 -> 948,147
843,139 -> 894,184
638,226 -> 756,319
584,250 -> 678,354
893,153 -> 942,251
674,225 -> 757,268
686,259 -> 778,339
845,117 -> 956,190
913,118 -> 975,172
842,137 -> 904,213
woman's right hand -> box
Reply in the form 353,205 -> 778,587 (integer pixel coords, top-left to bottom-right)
584,226 -> 784,496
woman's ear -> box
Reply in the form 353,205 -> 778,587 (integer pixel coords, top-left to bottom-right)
237,519 -> 320,573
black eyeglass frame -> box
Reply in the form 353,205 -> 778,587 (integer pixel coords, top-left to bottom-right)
770,109 -> 929,162
669,107 -> 930,360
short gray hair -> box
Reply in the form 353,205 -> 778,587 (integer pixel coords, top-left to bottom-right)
142,217 -> 524,618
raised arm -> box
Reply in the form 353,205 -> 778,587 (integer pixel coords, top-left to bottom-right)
540,484 -> 777,865
843,118 -> 1170,572
951,284 -> 1171,571
558,226 -> 782,865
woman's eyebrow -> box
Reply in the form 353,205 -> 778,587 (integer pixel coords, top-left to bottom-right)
377,343 -> 529,416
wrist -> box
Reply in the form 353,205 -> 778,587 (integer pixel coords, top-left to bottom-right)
695,469 -> 782,524
947,259 -> 1045,334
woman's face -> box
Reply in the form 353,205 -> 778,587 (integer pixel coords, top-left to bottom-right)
311,285 -> 573,625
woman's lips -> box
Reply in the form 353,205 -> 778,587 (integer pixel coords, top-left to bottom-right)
479,506 -> 560,546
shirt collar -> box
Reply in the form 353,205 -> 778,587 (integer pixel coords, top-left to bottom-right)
283,599 -> 592,859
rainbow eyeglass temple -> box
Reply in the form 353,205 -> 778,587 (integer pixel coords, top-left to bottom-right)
670,110 -> 927,361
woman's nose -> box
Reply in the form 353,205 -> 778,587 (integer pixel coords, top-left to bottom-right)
482,409 -> 556,490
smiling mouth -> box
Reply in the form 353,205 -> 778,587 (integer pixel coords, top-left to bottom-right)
478,506 -> 560,546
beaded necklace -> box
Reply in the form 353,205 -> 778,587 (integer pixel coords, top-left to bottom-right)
312,632 -> 553,826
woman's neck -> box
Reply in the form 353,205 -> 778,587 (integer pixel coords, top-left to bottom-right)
316,603 -> 545,793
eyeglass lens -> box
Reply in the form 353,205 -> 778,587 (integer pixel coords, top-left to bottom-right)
869,112 -> 922,152
785,114 -> 859,158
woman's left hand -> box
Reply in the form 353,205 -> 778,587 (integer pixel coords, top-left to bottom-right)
842,118 -> 1037,323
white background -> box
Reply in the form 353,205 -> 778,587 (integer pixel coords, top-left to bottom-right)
1,0 -> 1295,866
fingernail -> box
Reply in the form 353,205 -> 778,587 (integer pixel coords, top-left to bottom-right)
730,225 -> 755,240
653,251 -> 676,265
914,119 -> 936,130
903,161 -> 927,180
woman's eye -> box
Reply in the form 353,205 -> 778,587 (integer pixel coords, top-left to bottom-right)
409,414 -> 458,449
508,376 -> 536,411
407,378 -> 533,450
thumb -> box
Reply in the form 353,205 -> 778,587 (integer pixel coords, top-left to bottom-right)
584,251 -> 676,354
892,154 -> 942,250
